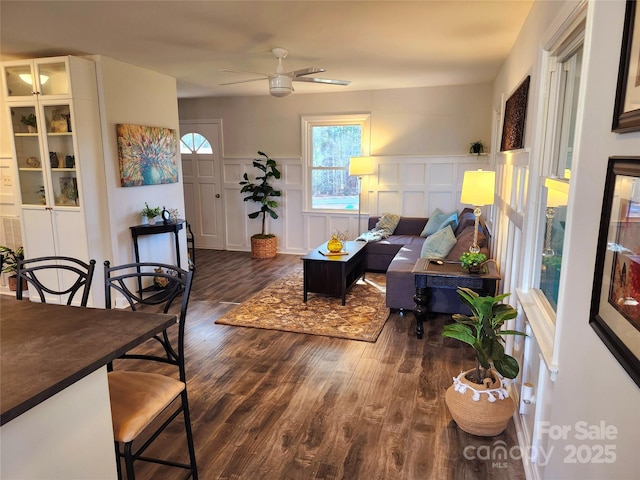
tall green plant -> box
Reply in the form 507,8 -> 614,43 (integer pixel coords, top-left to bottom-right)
442,287 -> 526,383
239,151 -> 282,238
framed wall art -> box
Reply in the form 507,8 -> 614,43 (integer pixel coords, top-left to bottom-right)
613,0 -> 640,133
500,75 -> 530,152
590,156 -> 640,388
116,124 -> 178,187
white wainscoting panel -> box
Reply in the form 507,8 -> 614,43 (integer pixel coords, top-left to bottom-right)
400,163 -> 427,185
223,155 -> 490,254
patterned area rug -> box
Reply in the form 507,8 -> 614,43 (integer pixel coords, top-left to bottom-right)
215,273 -> 389,342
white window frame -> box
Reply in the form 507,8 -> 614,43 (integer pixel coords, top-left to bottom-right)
301,113 -> 371,212
532,26 -> 584,312
517,2 -> 586,377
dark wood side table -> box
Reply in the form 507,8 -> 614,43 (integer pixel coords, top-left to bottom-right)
130,219 -> 185,295
130,219 -> 185,267
301,240 -> 367,306
411,258 -> 501,339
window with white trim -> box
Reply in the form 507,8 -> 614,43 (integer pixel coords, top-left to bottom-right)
302,114 -> 371,211
535,25 -> 584,313
180,132 -> 212,154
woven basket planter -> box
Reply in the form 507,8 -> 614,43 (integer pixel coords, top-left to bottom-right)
445,368 -> 515,436
7,275 -> 27,292
251,236 -> 277,259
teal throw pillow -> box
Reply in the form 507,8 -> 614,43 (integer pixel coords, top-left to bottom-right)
420,209 -> 458,237
439,211 -> 459,232
420,225 -> 457,259
420,208 -> 442,237
375,212 -> 401,236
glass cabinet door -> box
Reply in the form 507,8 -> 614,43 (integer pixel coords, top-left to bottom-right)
3,64 -> 35,98
3,59 -> 69,99
9,105 -> 46,206
35,61 -> 69,97
42,103 -> 78,207
9,102 -> 79,208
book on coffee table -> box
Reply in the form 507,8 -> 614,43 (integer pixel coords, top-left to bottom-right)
318,250 -> 349,256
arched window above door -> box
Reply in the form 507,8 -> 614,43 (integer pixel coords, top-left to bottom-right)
180,132 -> 212,154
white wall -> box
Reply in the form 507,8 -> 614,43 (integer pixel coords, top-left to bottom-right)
0,76 -> 20,220
179,83 -> 493,158
493,1 -> 640,479
546,1 -> 640,478
94,56 -> 188,269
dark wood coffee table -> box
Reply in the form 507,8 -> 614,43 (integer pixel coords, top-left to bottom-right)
301,240 -> 367,305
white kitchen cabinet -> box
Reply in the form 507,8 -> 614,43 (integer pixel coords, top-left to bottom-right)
2,56 -> 107,306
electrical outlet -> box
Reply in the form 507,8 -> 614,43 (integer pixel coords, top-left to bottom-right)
2,177 -> 12,186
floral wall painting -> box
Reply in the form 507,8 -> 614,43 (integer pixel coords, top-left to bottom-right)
500,75 -> 530,152
590,157 -> 640,388
116,124 -> 178,187
613,0 -> 640,133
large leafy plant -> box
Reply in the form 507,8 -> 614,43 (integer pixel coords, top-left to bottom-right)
442,287 -> 525,383
239,151 -> 282,238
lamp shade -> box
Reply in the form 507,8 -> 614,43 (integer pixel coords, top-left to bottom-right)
545,178 -> 569,207
348,156 -> 375,176
460,170 -> 495,206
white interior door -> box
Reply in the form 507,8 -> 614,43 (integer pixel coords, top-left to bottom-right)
179,121 -> 224,250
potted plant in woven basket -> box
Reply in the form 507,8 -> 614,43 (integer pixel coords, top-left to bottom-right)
0,245 -> 25,291
442,287 -> 526,436
239,151 -> 282,258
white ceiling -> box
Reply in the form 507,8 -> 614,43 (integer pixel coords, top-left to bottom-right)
0,1 -> 534,99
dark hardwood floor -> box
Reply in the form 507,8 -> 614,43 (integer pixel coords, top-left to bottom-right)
129,249 -> 525,480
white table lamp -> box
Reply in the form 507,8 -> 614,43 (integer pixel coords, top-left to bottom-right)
460,169 -> 495,253
349,156 -> 375,234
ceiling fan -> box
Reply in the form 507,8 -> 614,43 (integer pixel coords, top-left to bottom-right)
220,48 -> 351,97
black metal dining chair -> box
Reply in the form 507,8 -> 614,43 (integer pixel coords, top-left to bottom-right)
104,261 -> 198,480
16,255 -> 96,306
186,221 -> 196,267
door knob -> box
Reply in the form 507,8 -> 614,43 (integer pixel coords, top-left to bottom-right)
215,194 -> 221,198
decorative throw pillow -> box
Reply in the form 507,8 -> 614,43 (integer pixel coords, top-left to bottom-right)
420,208 -> 442,237
421,209 -> 458,237
420,225 -> 457,259
439,211 -> 459,233
375,212 -> 401,236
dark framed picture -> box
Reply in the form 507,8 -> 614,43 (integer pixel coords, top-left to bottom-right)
590,157 -> 640,388
500,75 -> 530,151
613,0 -> 640,133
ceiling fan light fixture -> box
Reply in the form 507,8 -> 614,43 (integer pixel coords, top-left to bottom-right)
269,74 -> 292,97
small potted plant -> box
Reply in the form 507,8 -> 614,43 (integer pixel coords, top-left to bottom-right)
459,251 -> 487,273
141,202 -> 161,225
21,114 -> 37,133
469,140 -> 484,156
0,245 -> 25,291
239,151 -> 282,258
442,287 -> 526,436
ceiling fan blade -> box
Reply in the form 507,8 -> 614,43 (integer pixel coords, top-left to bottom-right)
219,68 -> 270,77
287,67 -> 326,78
219,77 -> 267,86
293,77 -> 351,86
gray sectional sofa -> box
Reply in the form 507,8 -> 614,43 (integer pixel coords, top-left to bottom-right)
363,208 -> 489,313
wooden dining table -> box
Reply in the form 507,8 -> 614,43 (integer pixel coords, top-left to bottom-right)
0,296 -> 177,479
